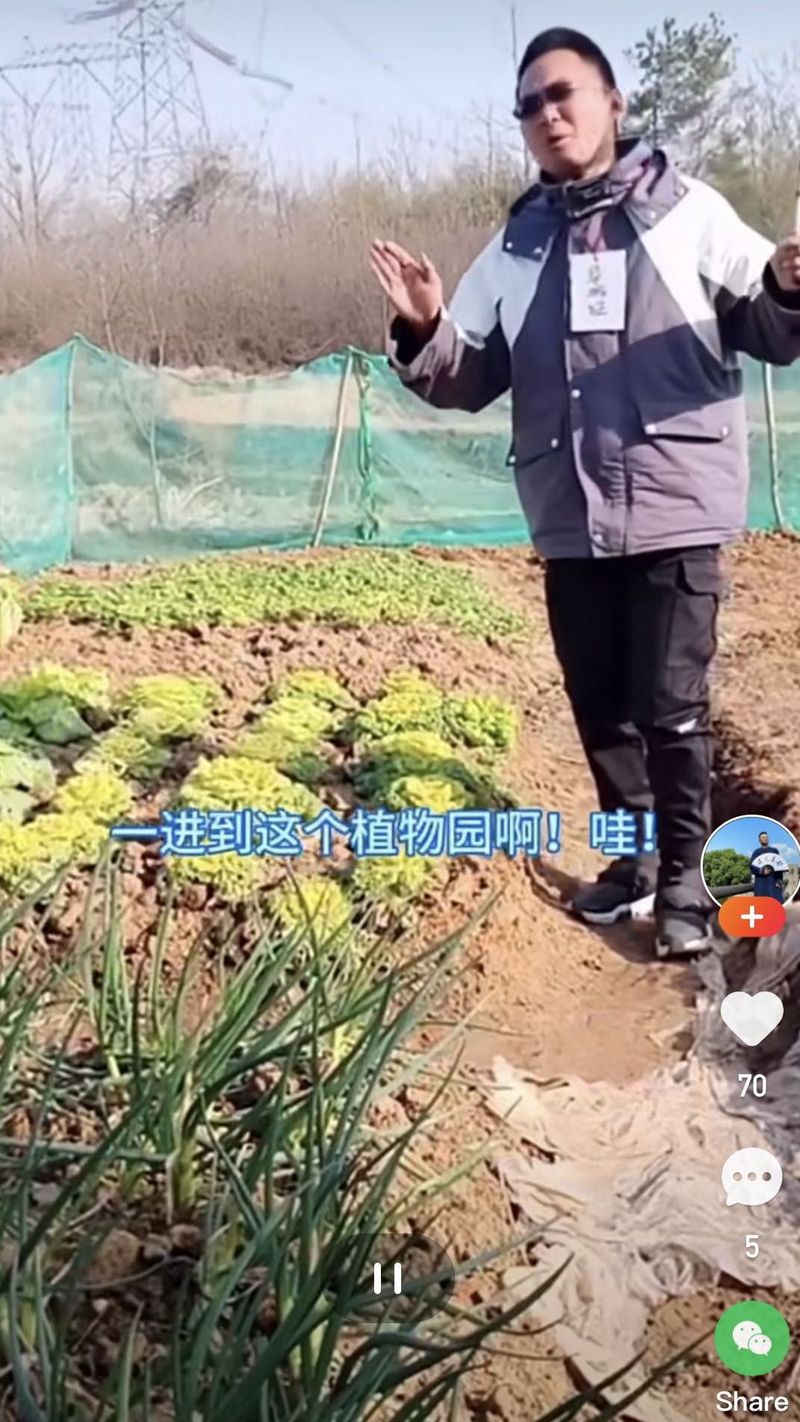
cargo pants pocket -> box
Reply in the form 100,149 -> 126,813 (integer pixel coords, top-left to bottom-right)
630,549 -> 722,725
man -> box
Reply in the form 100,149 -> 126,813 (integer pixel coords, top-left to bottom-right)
750,830 -> 787,903
369,27 -> 800,959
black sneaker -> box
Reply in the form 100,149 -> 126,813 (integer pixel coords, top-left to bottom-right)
568,858 -> 656,926
654,907 -> 713,959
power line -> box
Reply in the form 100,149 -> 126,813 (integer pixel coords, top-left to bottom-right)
0,2 -> 293,205
304,0 -> 458,121
256,1 -> 269,68
254,84 -> 465,163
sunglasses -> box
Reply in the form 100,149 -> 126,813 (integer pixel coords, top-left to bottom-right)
513,81 -> 607,121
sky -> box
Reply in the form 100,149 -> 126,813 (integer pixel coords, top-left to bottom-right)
705,816 -> 800,863
0,0 -> 797,186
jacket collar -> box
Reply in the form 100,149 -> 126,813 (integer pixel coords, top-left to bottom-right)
504,137 -> 687,255
538,137 -> 654,216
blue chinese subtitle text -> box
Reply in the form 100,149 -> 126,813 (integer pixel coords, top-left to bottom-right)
109,807 -> 657,858
588,809 -> 657,856
109,806 -> 565,859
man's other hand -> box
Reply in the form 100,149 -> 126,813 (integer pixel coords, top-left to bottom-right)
770,235 -> 800,292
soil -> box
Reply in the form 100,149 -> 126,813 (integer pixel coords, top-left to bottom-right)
4,530 -> 800,1420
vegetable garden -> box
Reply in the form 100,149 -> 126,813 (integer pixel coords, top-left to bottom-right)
0,539 -> 797,1422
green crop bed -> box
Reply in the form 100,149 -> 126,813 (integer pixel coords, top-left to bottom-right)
24,550 -> 530,640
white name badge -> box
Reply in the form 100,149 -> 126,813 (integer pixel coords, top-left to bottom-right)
569,250 -> 626,332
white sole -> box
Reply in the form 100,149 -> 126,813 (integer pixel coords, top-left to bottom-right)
654,930 -> 712,959
569,892 -> 656,926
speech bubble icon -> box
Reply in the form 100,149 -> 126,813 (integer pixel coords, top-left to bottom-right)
720,991 -> 784,1046
732,1319 -> 761,1349
749,1332 -> 773,1356
722,1148 -> 783,1207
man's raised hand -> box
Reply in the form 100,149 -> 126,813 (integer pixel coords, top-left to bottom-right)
369,240 -> 443,334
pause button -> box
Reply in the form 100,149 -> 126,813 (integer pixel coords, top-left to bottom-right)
373,1261 -> 404,1295
331,1231 -> 455,1320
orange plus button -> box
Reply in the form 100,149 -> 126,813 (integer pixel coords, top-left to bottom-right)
718,894 -> 786,938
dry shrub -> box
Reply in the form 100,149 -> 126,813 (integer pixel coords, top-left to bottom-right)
0,151 -> 526,374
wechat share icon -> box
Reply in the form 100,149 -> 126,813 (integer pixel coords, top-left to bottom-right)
715,1301 -> 790,1377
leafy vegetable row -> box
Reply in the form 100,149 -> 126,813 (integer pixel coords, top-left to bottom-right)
23,551 -> 529,640
0,662 -> 521,920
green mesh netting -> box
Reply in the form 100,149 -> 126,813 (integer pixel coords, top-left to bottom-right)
0,334 -> 796,574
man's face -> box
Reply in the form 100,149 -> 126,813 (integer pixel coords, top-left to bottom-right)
517,49 -> 622,180
759,834 -> 769,845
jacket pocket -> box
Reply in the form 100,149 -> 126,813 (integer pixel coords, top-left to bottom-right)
507,414 -> 566,468
637,403 -> 732,443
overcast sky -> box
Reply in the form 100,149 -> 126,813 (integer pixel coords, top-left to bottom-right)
0,0 -> 797,185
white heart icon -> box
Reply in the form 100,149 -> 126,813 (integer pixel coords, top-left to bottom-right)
720,991 -> 784,1046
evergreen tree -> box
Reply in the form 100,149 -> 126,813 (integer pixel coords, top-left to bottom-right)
624,13 -> 737,174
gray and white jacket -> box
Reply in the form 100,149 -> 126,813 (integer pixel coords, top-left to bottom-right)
387,138 -> 800,559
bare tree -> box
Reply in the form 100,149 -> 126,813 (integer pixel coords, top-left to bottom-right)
707,46 -> 800,237
156,144 -> 265,233
0,99 -> 75,246
736,50 -> 800,237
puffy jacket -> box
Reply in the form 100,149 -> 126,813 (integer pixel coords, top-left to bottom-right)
387,137 -> 800,558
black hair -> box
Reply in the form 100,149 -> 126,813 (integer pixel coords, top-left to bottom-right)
516,27 -> 618,97
759,830 -> 770,837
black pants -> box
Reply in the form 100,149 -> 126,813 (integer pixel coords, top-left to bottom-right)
544,545 -> 722,909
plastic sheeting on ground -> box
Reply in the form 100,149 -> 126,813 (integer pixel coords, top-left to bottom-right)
487,926 -> 800,1422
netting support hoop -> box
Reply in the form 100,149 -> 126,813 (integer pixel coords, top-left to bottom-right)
65,336 -> 78,562
761,361 -> 788,533
310,347 -> 355,548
